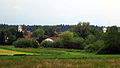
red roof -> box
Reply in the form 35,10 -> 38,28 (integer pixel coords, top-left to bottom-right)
47,37 -> 60,40
23,35 -> 29,39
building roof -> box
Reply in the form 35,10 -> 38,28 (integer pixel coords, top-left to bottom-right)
47,37 -> 60,40
44,38 -> 53,42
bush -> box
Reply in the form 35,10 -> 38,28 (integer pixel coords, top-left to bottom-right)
40,40 -> 53,48
84,44 -> 94,52
59,31 -> 74,41
63,37 -> 84,49
97,31 -> 120,54
52,37 -> 84,49
13,38 -> 39,48
68,37 -> 84,49
84,40 -> 104,53
6,35 -> 16,45
53,39 -> 64,48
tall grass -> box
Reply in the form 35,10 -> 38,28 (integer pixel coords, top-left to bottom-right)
0,58 -> 120,68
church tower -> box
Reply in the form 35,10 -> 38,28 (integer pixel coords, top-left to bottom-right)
18,25 -> 22,32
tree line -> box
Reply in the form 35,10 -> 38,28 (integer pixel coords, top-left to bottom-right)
40,22 -> 120,54
0,22 -> 120,54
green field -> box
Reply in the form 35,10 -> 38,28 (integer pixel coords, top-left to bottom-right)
0,46 -> 120,68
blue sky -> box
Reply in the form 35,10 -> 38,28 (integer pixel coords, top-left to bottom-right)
0,0 -> 120,26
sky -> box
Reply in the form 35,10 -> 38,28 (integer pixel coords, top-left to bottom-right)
0,0 -> 120,26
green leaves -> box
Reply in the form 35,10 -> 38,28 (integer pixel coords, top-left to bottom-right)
32,28 -> 45,37
13,38 -> 39,48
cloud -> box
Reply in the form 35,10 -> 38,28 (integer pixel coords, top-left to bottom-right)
13,6 -> 23,10
0,0 -> 120,26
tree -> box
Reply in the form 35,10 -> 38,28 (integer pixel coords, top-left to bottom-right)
58,31 -> 85,49
32,28 -> 45,37
4,29 -> 16,45
84,34 -> 96,46
89,28 -> 102,39
53,39 -> 64,48
59,31 -> 74,41
69,37 -> 84,49
97,26 -> 120,54
59,31 -> 74,48
0,28 -> 17,45
23,30 -> 28,35
40,40 -> 53,48
107,26 -> 118,32
71,22 -> 90,39
7,27 -> 17,36
85,40 -> 104,53
44,27 -> 57,37
0,29 -> 5,45
13,38 -> 39,48
6,35 -> 16,45
16,31 -> 23,39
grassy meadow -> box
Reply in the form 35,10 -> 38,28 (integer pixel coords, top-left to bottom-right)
0,58 -> 120,68
0,46 -> 120,68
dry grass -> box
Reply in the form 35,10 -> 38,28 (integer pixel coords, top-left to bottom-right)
0,58 -> 120,68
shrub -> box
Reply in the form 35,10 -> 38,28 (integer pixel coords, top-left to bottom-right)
97,31 -> 120,54
68,37 -> 84,49
59,31 -> 74,48
85,34 -> 96,45
40,40 -> 53,48
13,38 -> 39,48
84,40 -> 104,53
52,37 -> 84,49
84,44 -> 94,52
32,28 -> 45,37
6,35 -> 16,45
59,31 -> 74,41
53,39 -> 64,48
